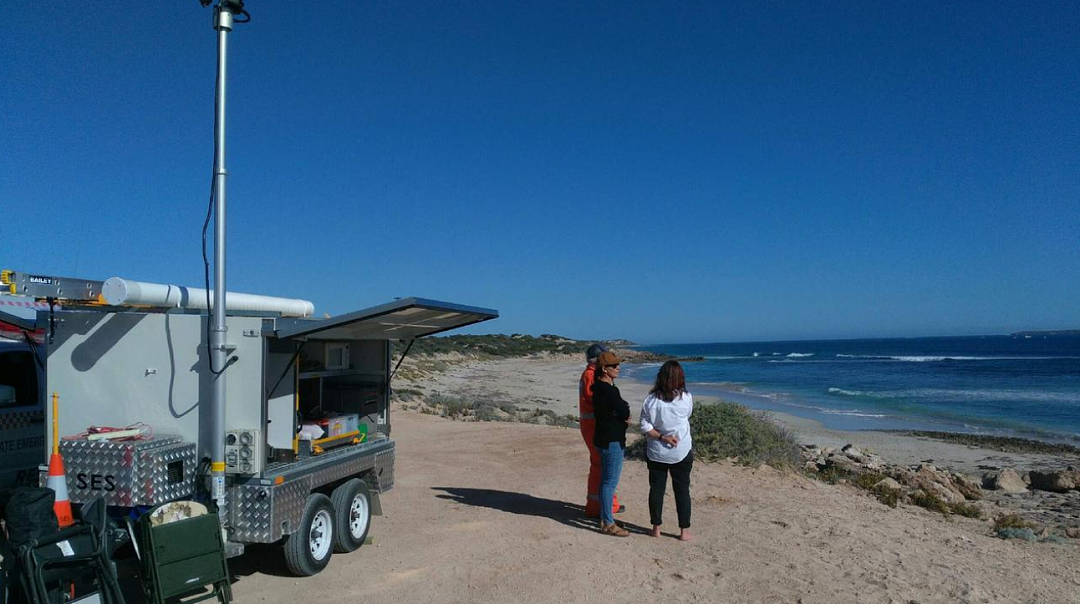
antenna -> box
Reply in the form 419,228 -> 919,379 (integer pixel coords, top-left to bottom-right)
200,0 -> 250,510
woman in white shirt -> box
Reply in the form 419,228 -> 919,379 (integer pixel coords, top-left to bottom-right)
639,361 -> 694,541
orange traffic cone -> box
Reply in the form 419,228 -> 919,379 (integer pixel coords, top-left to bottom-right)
48,391 -> 73,527
48,452 -> 73,527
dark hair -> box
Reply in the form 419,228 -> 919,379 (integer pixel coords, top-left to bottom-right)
649,360 -> 686,402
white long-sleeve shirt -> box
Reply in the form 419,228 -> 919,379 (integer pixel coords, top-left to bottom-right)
639,391 -> 693,464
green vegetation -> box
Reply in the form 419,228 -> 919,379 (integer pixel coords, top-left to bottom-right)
393,387 -> 424,402
911,491 -> 951,515
949,501 -> 983,519
811,465 -> 853,485
808,468 -> 902,508
995,527 -> 1037,541
413,392 -> 577,428
391,334 -> 700,364
993,514 -> 1036,531
890,431 -> 1080,456
993,515 -> 1065,543
907,492 -> 983,518
393,334 -> 589,359
627,401 -> 801,469
853,472 -> 888,490
870,484 -> 900,508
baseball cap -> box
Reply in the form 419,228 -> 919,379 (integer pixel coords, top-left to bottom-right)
596,350 -> 624,367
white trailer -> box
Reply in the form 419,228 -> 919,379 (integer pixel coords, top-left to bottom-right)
3,270 -> 496,575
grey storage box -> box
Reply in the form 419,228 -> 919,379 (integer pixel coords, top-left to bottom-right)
59,435 -> 196,506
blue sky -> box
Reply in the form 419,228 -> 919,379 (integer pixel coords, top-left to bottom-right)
2,2 -> 1077,344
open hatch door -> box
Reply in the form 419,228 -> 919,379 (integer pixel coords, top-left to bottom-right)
273,297 -> 498,341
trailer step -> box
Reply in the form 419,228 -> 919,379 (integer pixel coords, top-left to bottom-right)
224,541 -> 246,559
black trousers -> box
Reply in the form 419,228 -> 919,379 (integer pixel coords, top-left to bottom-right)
647,450 -> 693,529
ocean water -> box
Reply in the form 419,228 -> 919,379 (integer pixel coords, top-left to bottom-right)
622,335 -> 1080,444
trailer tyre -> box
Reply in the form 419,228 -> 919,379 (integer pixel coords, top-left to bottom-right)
331,478 -> 372,553
284,493 -> 335,576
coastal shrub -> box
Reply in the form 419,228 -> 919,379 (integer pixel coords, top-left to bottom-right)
912,491 -> 951,515
625,402 -> 801,469
418,391 -> 578,427
392,387 -> 423,402
441,399 -> 470,419
810,465 -> 854,485
949,501 -> 983,519
393,334 -> 590,359
657,401 -> 801,469
993,514 -> 1035,531
625,437 -> 647,460
996,527 -> 1037,542
853,472 -> 888,490
870,485 -> 900,508
1040,534 -> 1067,545
473,405 -> 500,422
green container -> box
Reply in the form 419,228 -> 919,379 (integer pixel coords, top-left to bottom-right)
140,511 -> 232,604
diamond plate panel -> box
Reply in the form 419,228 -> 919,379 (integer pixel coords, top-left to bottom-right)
306,449 -> 377,490
228,476 -> 310,543
374,445 -> 395,493
59,435 -> 195,506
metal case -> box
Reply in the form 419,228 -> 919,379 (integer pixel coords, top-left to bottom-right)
59,435 -> 196,506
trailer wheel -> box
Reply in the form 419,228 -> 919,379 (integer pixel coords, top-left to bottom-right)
331,479 -> 372,553
284,493 -> 335,576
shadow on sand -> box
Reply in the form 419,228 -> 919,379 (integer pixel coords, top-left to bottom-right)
431,487 -> 649,535
228,542 -> 295,578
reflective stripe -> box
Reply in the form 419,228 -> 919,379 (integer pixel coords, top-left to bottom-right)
580,413 -> 595,420
586,494 -> 600,501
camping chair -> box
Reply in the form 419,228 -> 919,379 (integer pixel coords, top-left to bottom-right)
138,505 -> 231,604
15,497 -> 125,604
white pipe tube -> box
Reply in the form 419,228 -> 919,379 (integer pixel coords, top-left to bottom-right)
102,277 -> 314,317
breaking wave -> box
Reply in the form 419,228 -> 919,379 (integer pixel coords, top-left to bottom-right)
827,386 -> 1079,403
834,354 -> 1077,362
827,387 -> 888,398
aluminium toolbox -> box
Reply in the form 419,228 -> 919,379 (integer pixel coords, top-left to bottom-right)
58,435 -> 196,507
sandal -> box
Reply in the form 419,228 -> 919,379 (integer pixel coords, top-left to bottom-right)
600,522 -> 629,537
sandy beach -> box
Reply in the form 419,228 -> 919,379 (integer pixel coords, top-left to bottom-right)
400,354 -> 1079,474
228,354 -> 1080,604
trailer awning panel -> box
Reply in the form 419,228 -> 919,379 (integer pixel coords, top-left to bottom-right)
273,297 -> 498,341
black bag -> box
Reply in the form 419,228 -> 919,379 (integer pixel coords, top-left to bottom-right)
2,488 -> 61,604
3,488 -> 59,552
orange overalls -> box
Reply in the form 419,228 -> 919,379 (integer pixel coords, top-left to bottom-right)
580,363 -> 620,517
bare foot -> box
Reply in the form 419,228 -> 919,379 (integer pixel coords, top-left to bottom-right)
649,526 -> 661,538
678,530 -> 692,542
